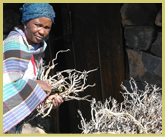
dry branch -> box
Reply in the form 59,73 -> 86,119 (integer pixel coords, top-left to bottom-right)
36,49 -> 97,118
78,78 -> 162,134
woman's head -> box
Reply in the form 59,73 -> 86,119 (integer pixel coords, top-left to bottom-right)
24,17 -> 52,45
20,3 -> 55,45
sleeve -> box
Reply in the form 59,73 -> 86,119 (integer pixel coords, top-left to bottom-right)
3,38 -> 47,133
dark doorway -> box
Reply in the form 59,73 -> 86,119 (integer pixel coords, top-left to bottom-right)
45,3 -> 126,133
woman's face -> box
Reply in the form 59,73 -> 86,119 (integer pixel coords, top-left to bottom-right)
24,17 -> 52,45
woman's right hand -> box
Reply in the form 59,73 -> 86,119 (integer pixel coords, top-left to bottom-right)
46,94 -> 63,109
36,80 -> 51,94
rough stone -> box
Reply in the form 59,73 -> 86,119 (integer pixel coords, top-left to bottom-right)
22,123 -> 43,134
155,8 -> 162,26
120,3 -> 158,27
124,26 -> 155,50
150,32 -> 162,57
142,52 -> 162,77
126,48 -> 162,84
21,114 -> 52,134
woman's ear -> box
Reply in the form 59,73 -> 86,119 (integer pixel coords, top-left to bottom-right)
23,21 -> 28,30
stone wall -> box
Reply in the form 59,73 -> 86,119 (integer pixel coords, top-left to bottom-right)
120,3 -> 162,88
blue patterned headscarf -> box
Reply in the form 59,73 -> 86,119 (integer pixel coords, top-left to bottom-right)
20,3 -> 55,23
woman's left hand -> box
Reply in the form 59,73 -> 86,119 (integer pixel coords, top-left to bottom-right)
46,94 -> 63,109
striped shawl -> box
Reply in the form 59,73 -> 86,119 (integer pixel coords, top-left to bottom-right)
3,28 -> 47,133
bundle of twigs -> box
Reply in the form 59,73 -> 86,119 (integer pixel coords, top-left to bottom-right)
78,78 -> 162,134
36,49 -> 97,118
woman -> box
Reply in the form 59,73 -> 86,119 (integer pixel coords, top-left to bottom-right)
3,3 -> 63,133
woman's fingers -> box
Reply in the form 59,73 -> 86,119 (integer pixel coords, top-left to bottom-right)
47,94 -> 63,109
